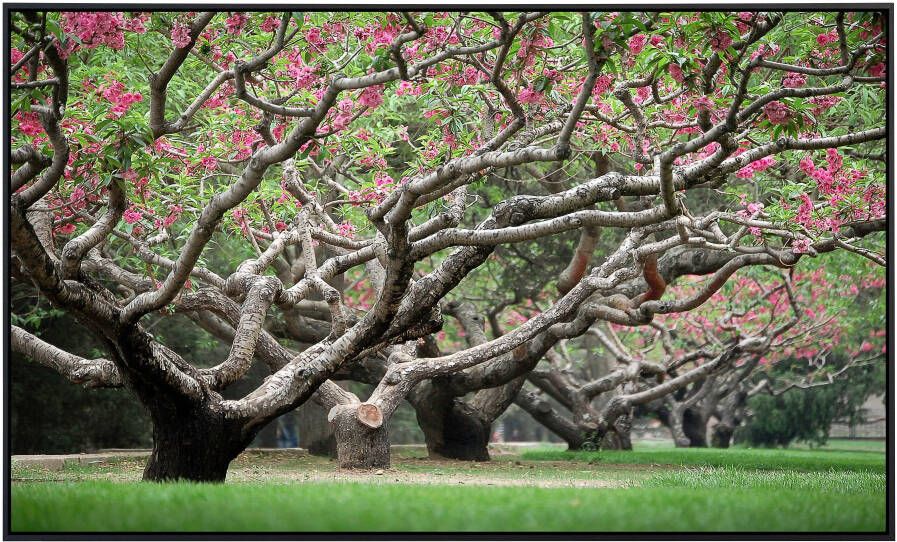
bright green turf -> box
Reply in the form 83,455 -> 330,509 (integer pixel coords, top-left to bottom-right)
11,479 -> 885,532
521,446 -> 886,472
11,445 -> 887,532
789,438 -> 886,453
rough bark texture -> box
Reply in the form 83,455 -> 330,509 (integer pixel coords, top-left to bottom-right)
330,405 -> 390,469
142,403 -> 246,482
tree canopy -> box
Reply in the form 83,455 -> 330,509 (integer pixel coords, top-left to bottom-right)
9,10 -> 886,481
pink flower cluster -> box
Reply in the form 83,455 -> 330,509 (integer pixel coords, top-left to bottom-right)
668,63 -> 685,83
171,22 -> 192,48
782,72 -> 807,88
15,111 -> 43,136
396,81 -> 423,96
628,34 -> 648,55
200,156 -> 218,170
123,206 -> 143,224
735,156 -> 776,179
225,13 -> 249,35
124,14 -> 148,34
815,29 -> 839,47
791,238 -> 812,254
867,62 -> 886,78
286,50 -> 318,90
61,12 -> 125,51
593,74 -> 613,95
358,85 -> 384,109
707,29 -> 733,51
260,16 -> 279,33
101,80 -> 143,118
763,101 -> 792,125
337,221 -> 356,239
808,95 -> 841,115
693,96 -> 713,111
518,87 -> 543,105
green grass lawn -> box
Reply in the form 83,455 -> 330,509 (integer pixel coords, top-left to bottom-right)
11,445 -> 887,533
522,446 -> 886,472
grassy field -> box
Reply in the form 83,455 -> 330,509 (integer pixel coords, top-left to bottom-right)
522,445 -> 886,472
11,444 -> 887,533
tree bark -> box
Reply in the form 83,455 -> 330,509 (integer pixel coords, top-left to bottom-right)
514,389 -> 586,450
415,394 -> 491,461
142,402 -> 246,482
682,409 -> 708,447
599,415 -> 633,450
297,400 -> 336,457
329,403 -> 390,469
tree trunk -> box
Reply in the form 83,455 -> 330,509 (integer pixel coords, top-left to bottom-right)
711,422 -> 734,448
683,409 -> 708,447
600,415 -> 633,450
436,401 -> 491,460
142,402 -> 245,483
416,397 -> 491,461
297,400 -> 336,457
514,390 -> 586,450
329,403 -> 390,469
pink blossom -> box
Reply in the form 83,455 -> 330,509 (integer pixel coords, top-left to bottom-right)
693,96 -> 713,111
61,12 -> 126,51
337,221 -> 356,239
795,193 -> 814,226
260,16 -> 279,33
200,156 -> 217,170
171,22 -> 192,48
668,63 -> 685,83
125,14 -> 148,34
782,72 -> 806,88
358,85 -> 384,109
517,87 -> 543,105
56,223 -> 77,235
867,62 -> 885,78
15,111 -> 43,136
808,95 -> 841,115
628,34 -> 648,55
123,207 -> 143,224
707,29 -> 733,51
163,204 -> 183,228
374,172 -> 394,188
396,80 -> 422,96
593,74 -> 613,95
763,100 -> 792,125
825,148 -> 842,173
816,30 -> 838,47
736,156 -> 776,179
225,13 -> 249,35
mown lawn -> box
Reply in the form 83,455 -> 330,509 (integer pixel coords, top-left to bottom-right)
522,446 -> 886,472
11,445 -> 887,533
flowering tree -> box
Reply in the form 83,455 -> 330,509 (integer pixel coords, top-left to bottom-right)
9,10 -> 886,480
514,257 -> 885,450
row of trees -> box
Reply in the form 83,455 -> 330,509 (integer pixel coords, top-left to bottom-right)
9,10 -> 886,481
